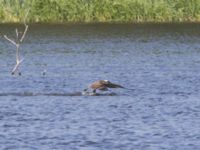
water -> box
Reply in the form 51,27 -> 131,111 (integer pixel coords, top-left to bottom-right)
0,23 -> 200,149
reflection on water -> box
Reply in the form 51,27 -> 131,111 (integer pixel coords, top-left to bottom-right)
0,23 -> 200,149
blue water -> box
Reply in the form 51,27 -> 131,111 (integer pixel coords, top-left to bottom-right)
0,23 -> 200,149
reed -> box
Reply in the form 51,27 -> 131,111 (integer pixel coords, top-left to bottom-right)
0,0 -> 200,23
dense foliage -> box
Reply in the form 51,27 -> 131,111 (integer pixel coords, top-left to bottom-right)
0,0 -> 200,23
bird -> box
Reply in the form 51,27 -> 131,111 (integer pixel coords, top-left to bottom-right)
83,80 -> 124,95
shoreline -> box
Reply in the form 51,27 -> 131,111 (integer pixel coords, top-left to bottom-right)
1,21 -> 200,25
1,0 -> 200,24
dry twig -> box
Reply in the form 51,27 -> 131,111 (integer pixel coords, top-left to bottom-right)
4,9 -> 30,75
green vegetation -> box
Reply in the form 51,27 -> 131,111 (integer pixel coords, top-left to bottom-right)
0,0 -> 200,23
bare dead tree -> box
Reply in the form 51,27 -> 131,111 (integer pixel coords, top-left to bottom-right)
4,9 -> 30,75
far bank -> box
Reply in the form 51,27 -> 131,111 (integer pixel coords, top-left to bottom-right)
1,0 -> 200,23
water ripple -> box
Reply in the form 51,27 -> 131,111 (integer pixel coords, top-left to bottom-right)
1,24 -> 200,149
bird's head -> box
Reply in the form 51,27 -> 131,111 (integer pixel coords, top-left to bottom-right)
103,80 -> 110,84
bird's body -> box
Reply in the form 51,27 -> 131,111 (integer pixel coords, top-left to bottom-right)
83,80 -> 124,95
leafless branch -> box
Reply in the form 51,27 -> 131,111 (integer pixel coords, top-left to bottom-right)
11,58 -> 24,73
24,8 -> 30,25
15,28 -> 19,40
20,9 -> 30,43
4,9 -> 30,75
20,25 -> 28,43
11,62 -> 20,75
4,35 -> 17,46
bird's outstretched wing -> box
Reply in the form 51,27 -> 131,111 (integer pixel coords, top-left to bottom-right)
105,82 -> 124,88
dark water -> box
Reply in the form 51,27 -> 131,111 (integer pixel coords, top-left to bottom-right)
0,23 -> 200,149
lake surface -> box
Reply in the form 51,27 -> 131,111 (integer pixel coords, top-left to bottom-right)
0,23 -> 200,149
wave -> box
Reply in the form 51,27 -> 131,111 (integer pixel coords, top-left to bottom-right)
0,92 -> 118,97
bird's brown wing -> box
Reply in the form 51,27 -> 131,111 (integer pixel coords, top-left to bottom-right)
90,81 -> 104,90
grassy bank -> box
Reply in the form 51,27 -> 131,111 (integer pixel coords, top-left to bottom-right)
0,0 -> 200,23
